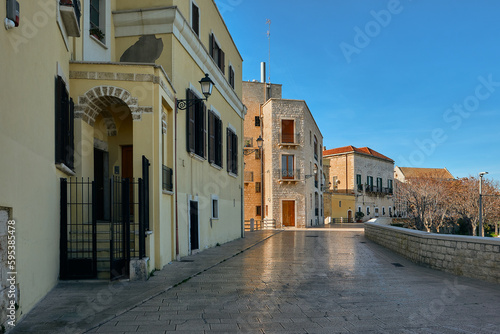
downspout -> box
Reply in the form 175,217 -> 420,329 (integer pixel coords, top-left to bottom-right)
174,99 -> 180,260
241,115 -> 245,238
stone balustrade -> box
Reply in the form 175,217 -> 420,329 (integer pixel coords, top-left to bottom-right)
365,221 -> 500,284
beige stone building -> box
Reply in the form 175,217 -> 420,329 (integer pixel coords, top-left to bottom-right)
393,166 -> 454,217
323,146 -> 394,222
0,0 -> 244,326
243,79 -> 324,228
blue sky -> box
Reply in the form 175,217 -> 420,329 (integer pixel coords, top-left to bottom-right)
215,0 -> 500,183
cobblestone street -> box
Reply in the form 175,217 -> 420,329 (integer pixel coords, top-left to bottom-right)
90,230 -> 500,333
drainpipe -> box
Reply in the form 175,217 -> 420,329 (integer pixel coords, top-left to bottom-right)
174,99 -> 180,259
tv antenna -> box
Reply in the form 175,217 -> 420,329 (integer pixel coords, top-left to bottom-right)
266,19 -> 271,84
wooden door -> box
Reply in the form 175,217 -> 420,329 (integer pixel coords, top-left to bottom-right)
282,200 -> 295,227
348,210 -> 353,223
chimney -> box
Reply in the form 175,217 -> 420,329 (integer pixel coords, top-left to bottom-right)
260,62 -> 266,83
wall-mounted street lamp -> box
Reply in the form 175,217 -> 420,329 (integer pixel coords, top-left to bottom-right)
479,171 -> 488,237
176,74 -> 215,110
304,168 -> 317,179
243,135 -> 264,155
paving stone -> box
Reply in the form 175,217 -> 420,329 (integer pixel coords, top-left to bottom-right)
10,229 -> 500,333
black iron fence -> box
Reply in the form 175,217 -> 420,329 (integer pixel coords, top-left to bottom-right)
60,156 -> 150,280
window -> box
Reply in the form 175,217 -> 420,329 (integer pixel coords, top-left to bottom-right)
339,201 -> 341,208
366,176 -> 373,191
377,177 -> 383,191
313,136 -> 318,160
162,165 -> 173,192
254,116 -> 260,127
191,1 -> 200,36
208,110 -> 222,167
55,76 -> 74,170
90,0 -> 100,29
186,89 -> 206,158
332,176 -> 338,189
255,182 -> 261,193
281,119 -> 294,143
211,195 -> 219,219
388,179 -> 393,190
356,174 -> 362,191
226,128 -> 238,175
366,207 -> 370,215
256,206 -> 262,216
210,33 -> 225,74
389,207 -> 392,216
229,65 -> 235,89
281,155 -> 294,179
382,207 -> 386,215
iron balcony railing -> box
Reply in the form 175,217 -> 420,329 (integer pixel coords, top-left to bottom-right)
162,165 -> 173,192
276,168 -> 302,180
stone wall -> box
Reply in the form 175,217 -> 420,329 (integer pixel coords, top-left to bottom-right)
365,222 -> 500,284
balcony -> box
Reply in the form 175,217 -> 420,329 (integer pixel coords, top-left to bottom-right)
244,171 -> 254,183
162,165 -> 173,192
59,0 -> 81,37
279,133 -> 300,148
277,168 -> 301,184
364,185 -> 393,196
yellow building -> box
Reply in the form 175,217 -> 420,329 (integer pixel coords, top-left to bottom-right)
0,0 -> 244,327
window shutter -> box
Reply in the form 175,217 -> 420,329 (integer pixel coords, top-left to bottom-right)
55,76 -> 63,164
202,103 -> 207,158
192,3 -> 199,36
186,89 -> 195,153
220,49 -> 225,74
68,98 -> 75,169
226,128 -> 231,172
208,111 -> 215,163
217,118 -> 222,167
209,33 -> 214,59
232,131 -> 238,175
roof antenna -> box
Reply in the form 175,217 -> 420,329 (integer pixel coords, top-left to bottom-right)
266,19 -> 271,84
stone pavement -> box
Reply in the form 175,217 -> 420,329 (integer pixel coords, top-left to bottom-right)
9,230 -> 280,334
11,228 -> 500,334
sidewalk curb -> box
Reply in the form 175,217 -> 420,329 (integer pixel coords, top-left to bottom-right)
82,230 -> 282,333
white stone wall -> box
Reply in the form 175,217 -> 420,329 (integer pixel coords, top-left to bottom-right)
365,222 -> 500,284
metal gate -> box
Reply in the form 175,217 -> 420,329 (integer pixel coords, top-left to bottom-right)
60,156 -> 150,280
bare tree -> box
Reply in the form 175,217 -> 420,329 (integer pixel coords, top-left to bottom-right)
396,175 -> 452,232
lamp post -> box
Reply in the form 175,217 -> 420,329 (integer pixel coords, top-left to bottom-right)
479,171 -> 488,237
176,74 -> 215,110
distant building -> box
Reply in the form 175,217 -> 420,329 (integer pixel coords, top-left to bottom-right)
243,78 -> 324,228
393,167 -> 454,217
323,146 -> 394,222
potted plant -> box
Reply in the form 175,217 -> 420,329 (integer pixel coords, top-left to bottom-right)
355,211 -> 365,223
89,27 -> 105,41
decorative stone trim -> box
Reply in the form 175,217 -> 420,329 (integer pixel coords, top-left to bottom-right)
74,85 -> 153,133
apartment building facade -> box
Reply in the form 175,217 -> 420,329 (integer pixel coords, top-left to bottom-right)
323,146 -> 394,222
243,80 -> 324,228
1,0 -> 244,326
